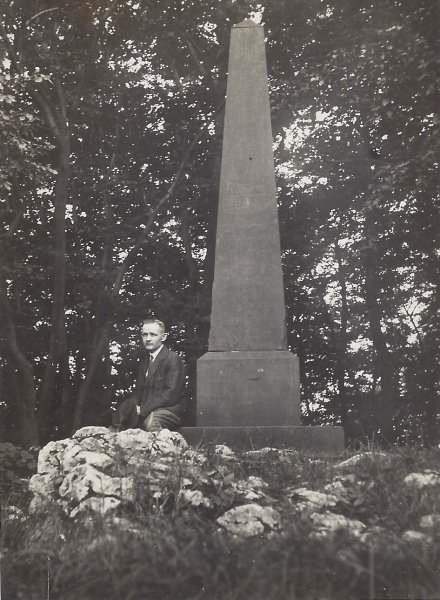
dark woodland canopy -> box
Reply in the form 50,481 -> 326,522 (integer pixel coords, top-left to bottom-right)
0,0 -> 438,447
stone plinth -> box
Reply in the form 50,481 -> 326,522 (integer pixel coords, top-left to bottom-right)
197,351 -> 300,427
179,426 -> 345,457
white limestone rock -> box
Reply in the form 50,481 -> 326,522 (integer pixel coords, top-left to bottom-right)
150,429 -> 188,455
70,496 -> 121,518
37,439 -> 70,476
233,476 -> 270,501
402,530 -> 432,544
404,471 -> 440,488
61,443 -> 83,472
334,452 -> 387,470
288,488 -> 339,511
214,445 -> 236,459
420,514 -> 440,529
116,429 -> 155,452
311,511 -> 366,538
217,503 -> 280,538
59,464 -> 134,505
72,426 -> 111,441
179,489 -> 212,508
29,472 -> 63,496
29,494 -> 51,515
65,450 -> 114,473
324,480 -> 351,500
30,426 -> 195,519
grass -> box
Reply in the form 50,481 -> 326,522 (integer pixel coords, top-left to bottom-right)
2,442 -> 440,600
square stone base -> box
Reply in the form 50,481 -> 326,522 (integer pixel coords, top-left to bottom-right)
179,426 -> 344,457
196,351 -> 300,427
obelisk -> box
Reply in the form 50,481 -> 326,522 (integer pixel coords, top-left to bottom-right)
197,19 -> 300,427
180,20 -> 344,455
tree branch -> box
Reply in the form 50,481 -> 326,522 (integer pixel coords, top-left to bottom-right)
112,115 -> 212,295
26,8 -> 60,26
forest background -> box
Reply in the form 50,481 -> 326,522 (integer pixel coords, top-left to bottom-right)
0,0 -> 438,449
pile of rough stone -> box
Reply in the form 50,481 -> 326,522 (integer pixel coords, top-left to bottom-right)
28,427 -> 440,542
29,426 -> 280,537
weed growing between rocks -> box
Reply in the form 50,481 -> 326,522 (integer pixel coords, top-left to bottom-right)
2,430 -> 440,600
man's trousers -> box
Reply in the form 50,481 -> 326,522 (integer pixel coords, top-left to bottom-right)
111,397 -> 181,432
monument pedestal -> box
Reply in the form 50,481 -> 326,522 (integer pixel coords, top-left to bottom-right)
190,350 -> 344,456
197,351 -> 300,427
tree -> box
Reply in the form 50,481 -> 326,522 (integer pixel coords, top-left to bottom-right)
1,0 -> 438,447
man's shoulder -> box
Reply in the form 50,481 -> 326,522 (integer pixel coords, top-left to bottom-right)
162,346 -> 183,363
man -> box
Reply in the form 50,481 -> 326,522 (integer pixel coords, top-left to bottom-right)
111,319 -> 185,432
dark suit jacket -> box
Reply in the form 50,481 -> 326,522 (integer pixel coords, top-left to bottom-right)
130,345 -> 186,418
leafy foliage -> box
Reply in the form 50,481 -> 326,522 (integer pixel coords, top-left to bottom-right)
0,441 -> 38,507
0,0 -> 438,446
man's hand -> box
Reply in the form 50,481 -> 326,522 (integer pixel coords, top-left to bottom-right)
136,405 -> 141,415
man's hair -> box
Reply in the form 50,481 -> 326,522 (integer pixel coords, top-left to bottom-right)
141,318 -> 166,333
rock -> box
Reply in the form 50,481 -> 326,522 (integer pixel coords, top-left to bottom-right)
116,429 -> 154,452
217,503 -> 280,538
288,488 -> 339,511
404,472 -> 440,488
334,452 -> 387,470
29,494 -> 54,514
179,489 -> 212,508
65,450 -> 114,473
310,511 -> 366,538
37,439 -> 70,476
402,530 -> 432,544
324,480 -> 347,497
29,427 -> 188,518
70,496 -> 121,518
29,427 -> 278,525
72,426 -> 111,441
61,443 -> 82,472
151,429 -> 188,455
214,445 -> 236,459
30,427 -> 192,517
244,447 -> 278,456
358,525 -> 393,548
59,464 -> 134,504
420,514 -> 440,529
29,472 -> 63,495
233,476 -> 270,501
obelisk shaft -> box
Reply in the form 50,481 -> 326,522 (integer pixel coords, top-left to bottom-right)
208,20 -> 287,352
196,20 -> 301,428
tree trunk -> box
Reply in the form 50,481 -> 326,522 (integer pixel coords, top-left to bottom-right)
71,323 -> 111,434
364,210 -> 396,443
37,128 -> 70,441
334,240 -> 349,437
0,260 -> 39,448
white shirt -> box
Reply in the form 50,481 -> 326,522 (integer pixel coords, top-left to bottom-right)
138,345 -> 164,415
146,344 -> 163,375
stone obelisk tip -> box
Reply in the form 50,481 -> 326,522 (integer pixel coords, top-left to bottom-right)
233,19 -> 260,28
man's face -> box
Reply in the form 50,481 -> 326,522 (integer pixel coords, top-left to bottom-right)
141,323 -> 167,352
